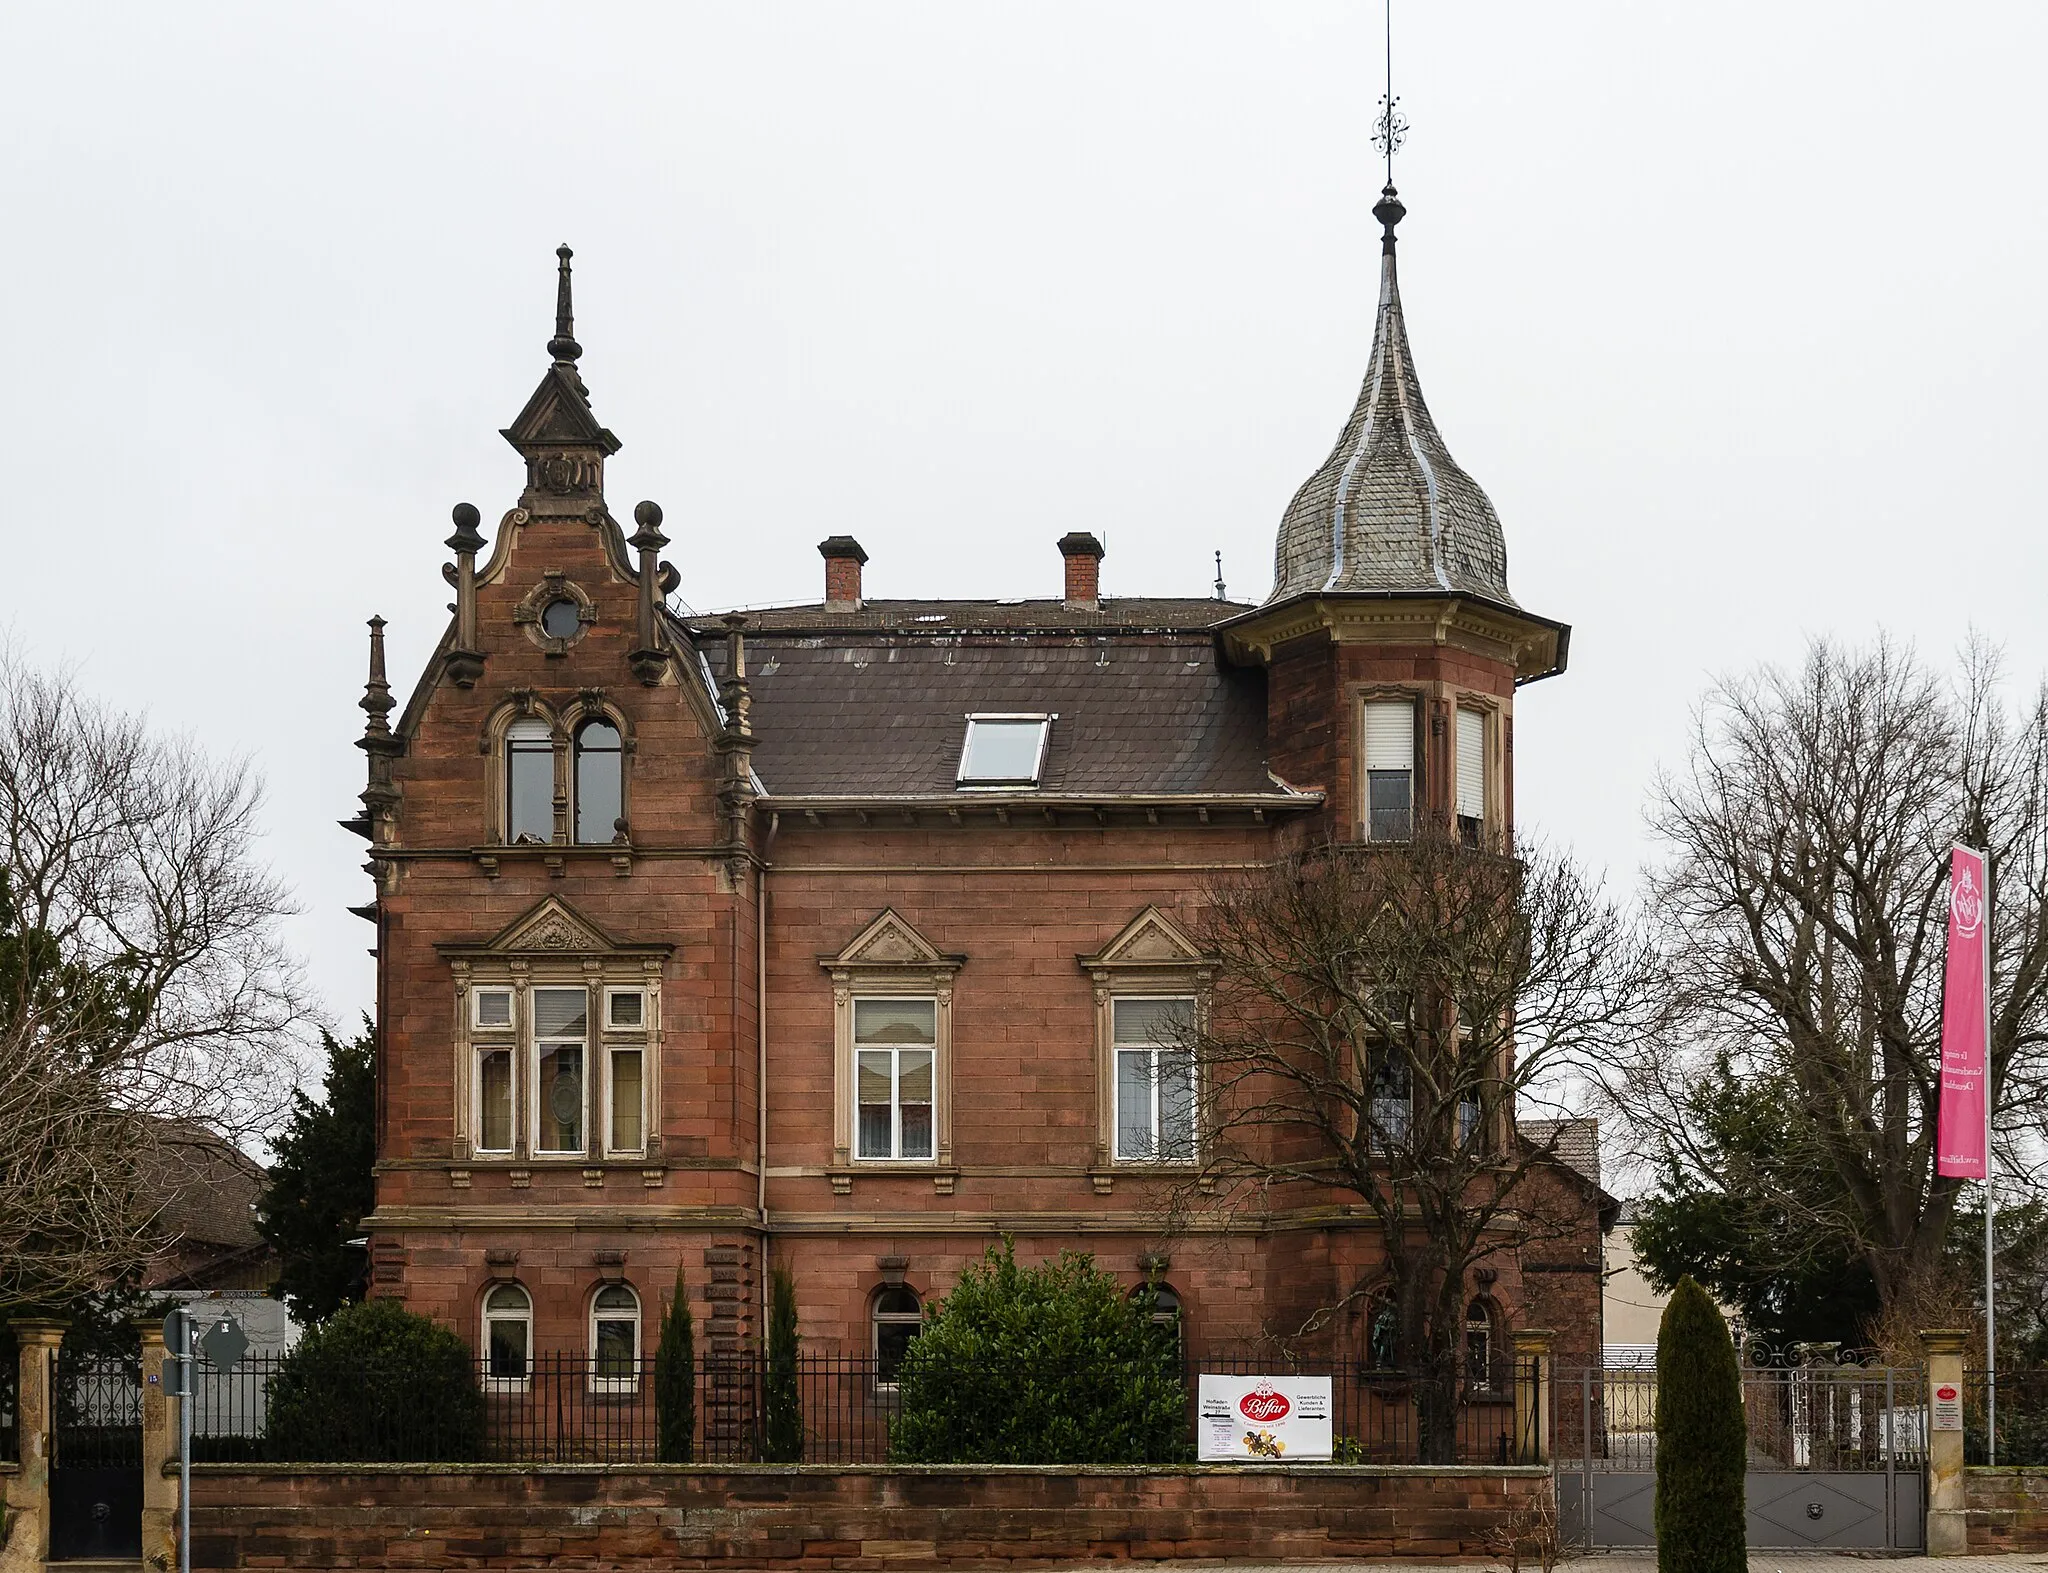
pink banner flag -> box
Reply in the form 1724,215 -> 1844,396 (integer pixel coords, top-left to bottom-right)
1937,845 -> 1991,1178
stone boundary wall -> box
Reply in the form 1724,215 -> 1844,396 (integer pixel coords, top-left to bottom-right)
1970,1467 -> 2048,1552
188,1462 -> 1550,1567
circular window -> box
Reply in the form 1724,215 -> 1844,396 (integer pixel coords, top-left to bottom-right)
541,597 -> 583,640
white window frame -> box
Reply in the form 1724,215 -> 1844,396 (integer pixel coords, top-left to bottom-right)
483,1282 -> 533,1389
871,1285 -> 924,1391
852,998 -> 939,1163
956,712 -> 1054,789
1465,1299 -> 1496,1394
504,716 -> 557,845
472,987 -> 515,1030
531,985 -> 591,1157
589,1283 -> 642,1395
604,986 -> 647,1032
1361,696 -> 1417,843
604,1043 -> 647,1158
1111,995 -> 1199,1164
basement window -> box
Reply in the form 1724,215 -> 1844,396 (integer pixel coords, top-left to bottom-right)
957,714 -> 1051,788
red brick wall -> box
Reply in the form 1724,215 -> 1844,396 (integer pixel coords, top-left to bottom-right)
1970,1468 -> 2048,1552
190,1463 -> 1553,1567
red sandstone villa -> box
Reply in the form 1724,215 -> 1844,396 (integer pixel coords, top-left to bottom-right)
351,187 -> 1611,1383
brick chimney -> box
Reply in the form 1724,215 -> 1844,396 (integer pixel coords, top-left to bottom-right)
1058,532 -> 1104,610
818,536 -> 868,612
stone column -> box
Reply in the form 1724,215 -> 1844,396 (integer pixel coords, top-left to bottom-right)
0,1320 -> 67,1573
1922,1329 -> 1969,1556
136,1318 -> 177,1573
1513,1327 -> 1554,1465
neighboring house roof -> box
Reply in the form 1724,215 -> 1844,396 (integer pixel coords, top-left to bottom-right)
139,1121 -> 271,1291
1523,1116 -> 1618,1228
684,597 -> 1245,635
694,614 -> 1301,803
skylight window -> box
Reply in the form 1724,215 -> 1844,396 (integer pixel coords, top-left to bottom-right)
958,714 -> 1052,788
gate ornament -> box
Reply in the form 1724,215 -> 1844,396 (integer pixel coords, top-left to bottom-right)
200,1315 -> 249,1370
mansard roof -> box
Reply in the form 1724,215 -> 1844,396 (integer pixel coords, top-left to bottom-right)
1268,186 -> 1514,609
693,616 -> 1303,804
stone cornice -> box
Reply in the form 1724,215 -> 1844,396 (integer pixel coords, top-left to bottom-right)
1218,591 -> 1569,683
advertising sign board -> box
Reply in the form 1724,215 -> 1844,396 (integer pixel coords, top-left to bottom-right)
1197,1375 -> 1333,1461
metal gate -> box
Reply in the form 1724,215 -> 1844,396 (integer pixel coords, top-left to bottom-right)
1553,1350 -> 1926,1551
50,1345 -> 144,1562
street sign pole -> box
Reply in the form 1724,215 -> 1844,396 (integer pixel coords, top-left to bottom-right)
163,1309 -> 192,1573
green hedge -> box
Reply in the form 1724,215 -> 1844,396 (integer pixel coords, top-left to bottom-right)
264,1298 -> 484,1461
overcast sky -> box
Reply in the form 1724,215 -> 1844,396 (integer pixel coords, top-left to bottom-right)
3,1 -> 2043,1045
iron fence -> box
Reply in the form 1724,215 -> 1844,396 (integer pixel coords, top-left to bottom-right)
1966,1369 -> 2048,1465
185,1347 -> 1534,1466
0,1346 -> 16,1464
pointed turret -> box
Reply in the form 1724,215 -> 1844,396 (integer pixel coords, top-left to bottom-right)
501,244 -> 621,510
1268,187 -> 1513,608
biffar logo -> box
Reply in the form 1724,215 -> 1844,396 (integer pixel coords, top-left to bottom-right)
1239,1383 -> 1291,1424
1953,865 -> 1984,940
1936,1385 -> 1959,1402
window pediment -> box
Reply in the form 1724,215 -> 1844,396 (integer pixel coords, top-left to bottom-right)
1078,905 -> 1209,979
438,896 -> 674,961
819,908 -> 964,985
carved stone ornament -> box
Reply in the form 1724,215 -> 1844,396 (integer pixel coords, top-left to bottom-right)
513,572 -> 596,655
437,894 -> 674,964
534,450 -> 601,496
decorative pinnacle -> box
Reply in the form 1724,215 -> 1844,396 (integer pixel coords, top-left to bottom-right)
547,244 -> 581,365
360,616 -> 394,732
1373,184 -> 1406,254
630,498 -> 669,552
445,501 -> 485,555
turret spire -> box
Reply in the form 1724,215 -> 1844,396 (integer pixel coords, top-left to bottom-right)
548,243 -> 581,366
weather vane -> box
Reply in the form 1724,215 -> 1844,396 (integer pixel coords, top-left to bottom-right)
1370,1 -> 1407,183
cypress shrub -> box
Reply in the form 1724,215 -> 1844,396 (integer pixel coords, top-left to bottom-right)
889,1239 -> 1188,1464
1654,1275 -> 1746,1569
655,1265 -> 696,1463
763,1264 -> 803,1462
264,1298 -> 483,1461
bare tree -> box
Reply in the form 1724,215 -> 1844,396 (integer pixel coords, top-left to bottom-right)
0,650 -> 309,1311
1601,637 -> 2048,1337
1180,831 -> 1641,1461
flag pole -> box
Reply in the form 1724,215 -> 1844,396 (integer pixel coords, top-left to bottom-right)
1985,845 -> 1998,1468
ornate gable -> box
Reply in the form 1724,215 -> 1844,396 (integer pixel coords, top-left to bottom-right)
1078,905 -> 1208,976
437,896 -> 673,961
819,909 -> 964,983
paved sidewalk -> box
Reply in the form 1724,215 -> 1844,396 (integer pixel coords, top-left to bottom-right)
1127,1559 -> 2048,1571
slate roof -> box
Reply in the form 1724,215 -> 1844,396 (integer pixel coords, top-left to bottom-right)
687,597 -> 1243,635
693,615 -> 1291,800
1269,188 -> 1515,608
143,1121 -> 266,1252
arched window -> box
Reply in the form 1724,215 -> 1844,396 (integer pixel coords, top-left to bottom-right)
590,1283 -> 641,1392
574,720 -> 624,844
483,1283 -> 533,1384
1464,1299 -> 1496,1393
1130,1281 -> 1184,1357
506,718 -> 554,844
871,1286 -> 923,1388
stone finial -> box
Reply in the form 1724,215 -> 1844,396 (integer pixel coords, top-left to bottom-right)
1372,183 -> 1406,255
360,616 -> 394,739
444,504 -> 486,688
548,244 -> 581,366
628,500 -> 670,686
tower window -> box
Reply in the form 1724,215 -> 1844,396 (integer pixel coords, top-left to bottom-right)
1362,700 -> 1415,842
1455,708 -> 1486,846
506,718 -> 555,844
574,719 -> 624,843
958,714 -> 1051,788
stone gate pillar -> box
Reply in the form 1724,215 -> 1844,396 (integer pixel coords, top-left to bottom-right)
1922,1328 -> 1968,1556
0,1320 -> 67,1573
1513,1327 -> 1554,1465
136,1318 -> 176,1573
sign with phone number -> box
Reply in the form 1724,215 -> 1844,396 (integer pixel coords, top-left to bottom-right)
1197,1375 -> 1333,1461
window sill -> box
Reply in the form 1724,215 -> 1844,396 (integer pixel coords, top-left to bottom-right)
473,843 -> 635,879
828,1164 -> 960,1197
448,1161 -> 667,1191
1088,1164 -> 1208,1196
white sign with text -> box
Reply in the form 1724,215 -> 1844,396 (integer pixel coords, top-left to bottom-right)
1197,1375 -> 1334,1461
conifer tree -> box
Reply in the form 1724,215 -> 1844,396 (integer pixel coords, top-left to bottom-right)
1654,1275 -> 1746,1569
655,1264 -> 696,1463
763,1264 -> 803,1462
